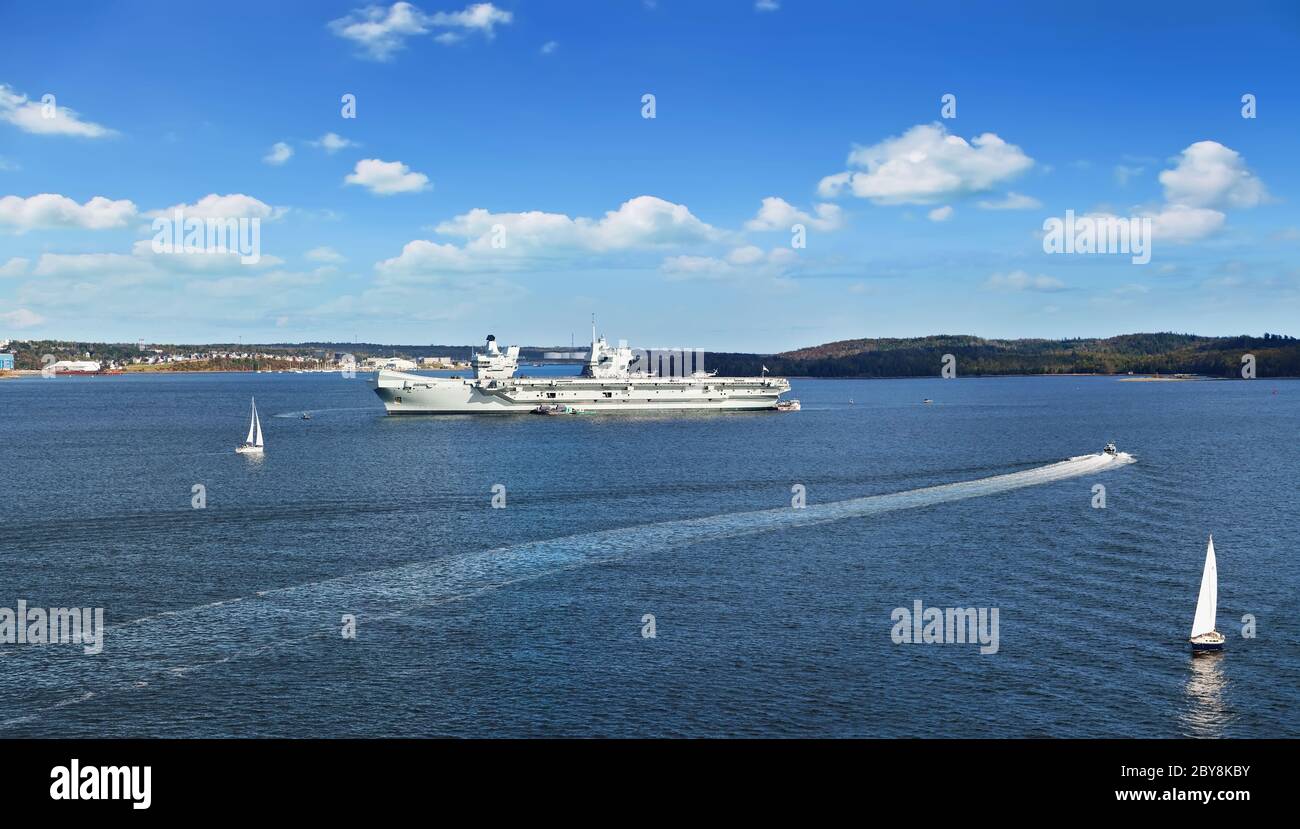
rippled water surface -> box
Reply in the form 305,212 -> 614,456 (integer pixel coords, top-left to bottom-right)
1,371 -> 1295,737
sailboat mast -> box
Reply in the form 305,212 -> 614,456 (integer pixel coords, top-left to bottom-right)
1190,535 -> 1218,638
246,397 -> 257,445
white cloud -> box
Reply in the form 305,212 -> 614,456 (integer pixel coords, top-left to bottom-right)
329,2 -> 435,60
818,122 -> 1034,205
305,246 -> 345,263
1078,141 -> 1266,245
329,2 -> 513,60
434,196 -> 722,252
0,84 -> 115,138
976,191 -> 1041,210
263,142 -> 293,165
662,245 -> 796,281
1114,164 -> 1144,187
727,245 -> 765,265
0,256 -> 29,277
431,3 -> 511,35
0,307 -> 44,328
1159,141 -> 1267,209
1144,204 -> 1227,243
755,0 -> 780,10
540,40 -> 558,55
927,205 -> 953,222
1065,142 -> 1265,246
26,242 -> 283,280
983,270 -> 1065,292
1115,283 -> 1150,294
0,194 -> 137,231
0,156 -> 18,172
745,197 -> 843,231
311,132 -> 358,153
380,196 -> 724,275
146,193 -> 282,221
345,158 -> 431,195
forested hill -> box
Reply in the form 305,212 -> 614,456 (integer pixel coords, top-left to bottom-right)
704,333 -> 1300,378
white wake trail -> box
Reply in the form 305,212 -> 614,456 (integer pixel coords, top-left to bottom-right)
0,451 -> 1134,727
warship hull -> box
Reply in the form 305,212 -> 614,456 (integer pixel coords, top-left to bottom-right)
374,370 -> 789,414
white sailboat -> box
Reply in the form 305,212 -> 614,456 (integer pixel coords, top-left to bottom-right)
1189,535 -> 1224,652
236,397 -> 265,455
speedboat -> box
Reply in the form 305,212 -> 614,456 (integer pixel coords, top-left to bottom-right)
1104,441 -> 1117,455
774,399 -> 801,412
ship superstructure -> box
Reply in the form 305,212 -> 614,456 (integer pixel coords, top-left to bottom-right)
373,332 -> 790,415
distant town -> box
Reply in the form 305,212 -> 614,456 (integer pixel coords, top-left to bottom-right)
0,338 -> 485,376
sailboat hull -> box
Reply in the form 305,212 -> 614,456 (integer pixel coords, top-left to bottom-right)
235,444 -> 264,455
1190,632 -> 1225,652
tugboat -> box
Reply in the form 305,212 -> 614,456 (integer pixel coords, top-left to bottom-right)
1189,535 -> 1225,653
774,399 -> 801,412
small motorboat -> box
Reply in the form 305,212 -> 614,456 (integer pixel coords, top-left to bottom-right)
1103,441 -> 1118,456
300,412 -> 312,421
1189,535 -> 1225,653
774,399 -> 801,412
923,398 -> 933,405
531,403 -> 568,416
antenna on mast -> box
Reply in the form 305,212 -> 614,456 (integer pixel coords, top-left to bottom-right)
591,313 -> 597,344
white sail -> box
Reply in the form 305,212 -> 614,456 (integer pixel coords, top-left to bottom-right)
253,404 -> 264,447
1190,535 -> 1218,638
245,398 -> 257,445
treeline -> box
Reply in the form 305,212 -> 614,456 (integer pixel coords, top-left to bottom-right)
126,358 -> 316,373
705,333 -> 1300,378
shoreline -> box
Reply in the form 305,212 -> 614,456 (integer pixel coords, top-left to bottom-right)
5,370 -> 1287,381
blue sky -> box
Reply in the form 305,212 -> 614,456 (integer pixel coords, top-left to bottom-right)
1,0 -> 1298,351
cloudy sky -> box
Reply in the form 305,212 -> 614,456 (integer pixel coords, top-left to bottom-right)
1,1 -> 1298,350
